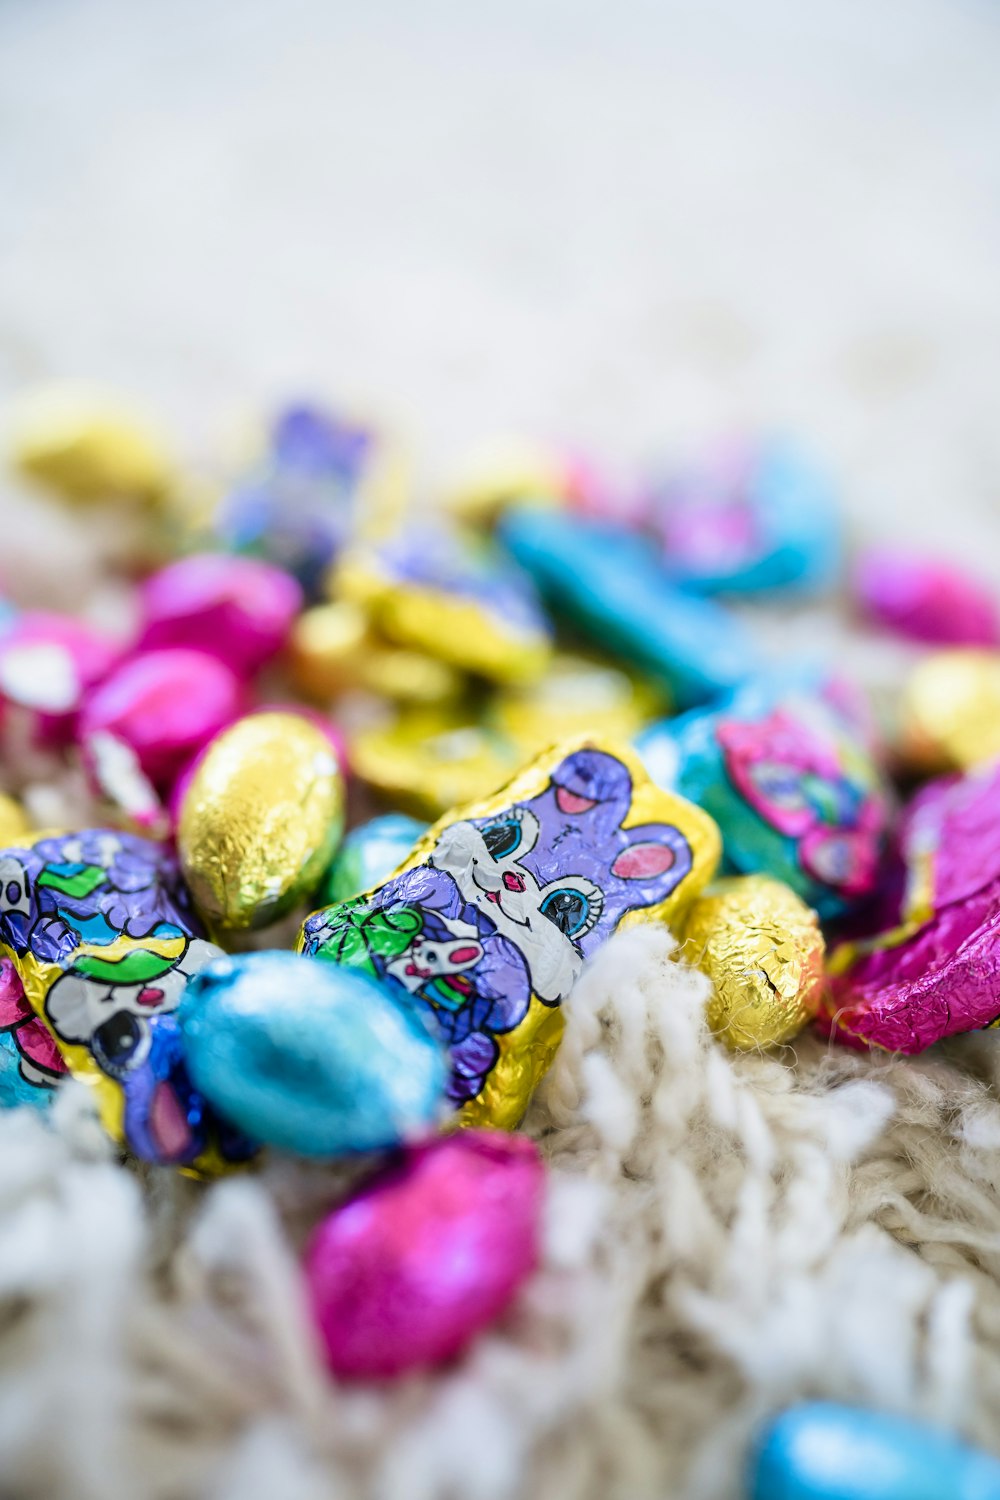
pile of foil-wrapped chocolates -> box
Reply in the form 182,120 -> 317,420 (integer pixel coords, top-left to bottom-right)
3,387 -> 1000,1401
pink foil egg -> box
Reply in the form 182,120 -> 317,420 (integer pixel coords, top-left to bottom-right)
854,547 -> 1000,648
79,647 -> 245,795
304,1130 -> 544,1379
138,552 -> 303,678
0,611 -> 123,746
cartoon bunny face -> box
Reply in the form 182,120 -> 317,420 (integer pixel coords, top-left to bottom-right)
432,809 -> 601,1003
45,938 -> 223,1076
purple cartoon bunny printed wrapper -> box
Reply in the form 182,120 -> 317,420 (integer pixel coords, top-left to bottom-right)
299,736 -> 721,1128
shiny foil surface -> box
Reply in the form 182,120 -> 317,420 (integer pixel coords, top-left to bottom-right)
490,650 -> 666,761
178,711 -> 345,932
304,1131 -> 544,1378
679,875 -> 824,1050
636,669 -> 890,920
8,385 -> 174,504
319,813 -> 429,906
0,829 -> 254,1170
898,648 -> 1000,773
348,707 -> 517,820
178,951 -> 447,1157
826,758 -> 1000,1052
300,735 -> 720,1127
289,600 -> 463,706
335,519 -> 553,686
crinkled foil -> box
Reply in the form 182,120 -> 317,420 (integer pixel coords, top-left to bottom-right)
300,734 -> 721,1128
349,708 -> 517,820
679,874 -> 825,1050
178,711 -> 345,932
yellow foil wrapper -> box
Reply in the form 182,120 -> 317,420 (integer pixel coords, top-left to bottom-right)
334,525 -> 552,687
289,601 -> 464,706
443,441 -> 571,528
7,384 -> 174,505
299,734 -> 721,1128
349,708 -> 517,820
490,651 -> 666,761
898,649 -> 1000,774
178,712 -> 345,932
678,874 -> 825,1050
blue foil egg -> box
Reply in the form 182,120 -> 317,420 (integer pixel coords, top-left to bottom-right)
636,671 -> 890,918
319,813 -> 428,905
498,506 -> 758,708
749,1402 -> 1000,1500
178,951 -> 448,1157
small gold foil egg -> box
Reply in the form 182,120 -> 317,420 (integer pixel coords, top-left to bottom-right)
0,793 -> 32,848
898,649 -> 1000,774
443,441 -> 570,528
348,707 -> 516,819
678,875 -> 825,1050
490,651 -> 666,760
7,385 -> 174,505
178,712 -> 345,932
288,602 -> 463,707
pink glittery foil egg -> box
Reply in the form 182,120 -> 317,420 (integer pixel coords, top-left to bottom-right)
0,611 -> 123,746
79,647 -> 245,796
854,547 -> 1000,648
137,553 -> 303,677
304,1130 -> 544,1379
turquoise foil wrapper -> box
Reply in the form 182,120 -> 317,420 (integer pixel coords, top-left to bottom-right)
749,1403 -> 1000,1500
636,671 -> 889,919
178,950 -> 447,1158
498,506 -> 758,708
0,1032 -> 54,1111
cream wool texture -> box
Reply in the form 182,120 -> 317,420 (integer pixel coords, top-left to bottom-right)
1,924 -> 1000,1499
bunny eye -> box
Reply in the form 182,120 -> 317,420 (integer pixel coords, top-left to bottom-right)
91,1011 -> 149,1075
539,879 -> 603,940
480,807 -> 539,863
483,818 -> 523,860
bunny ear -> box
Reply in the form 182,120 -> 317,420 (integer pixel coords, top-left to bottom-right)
611,842 -> 677,879
610,825 -> 693,894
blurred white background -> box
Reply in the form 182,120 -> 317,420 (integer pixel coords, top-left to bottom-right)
1,0 -> 999,554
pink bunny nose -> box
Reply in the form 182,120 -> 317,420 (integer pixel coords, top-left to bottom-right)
137,986 -> 165,1008
502,871 -> 526,893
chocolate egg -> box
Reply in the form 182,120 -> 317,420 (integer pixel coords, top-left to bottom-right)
178,950 -> 447,1157
138,552 -> 303,677
305,1131 -> 544,1377
898,649 -> 1000,773
490,651 -> 665,761
0,611 -> 123,747
0,795 -> 32,850
7,385 -> 173,504
750,1403 -> 1000,1500
301,735 -> 720,1127
288,601 -> 463,706
178,711 -> 345,931
679,875 -> 824,1050
0,957 -> 63,1110
349,707 -> 516,820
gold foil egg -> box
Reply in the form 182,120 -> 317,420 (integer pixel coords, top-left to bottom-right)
349,707 -> 516,819
7,384 -> 174,505
678,875 -> 824,1050
289,601 -> 463,706
898,649 -> 1000,774
443,441 -> 571,527
178,712 -> 345,932
490,651 -> 666,759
